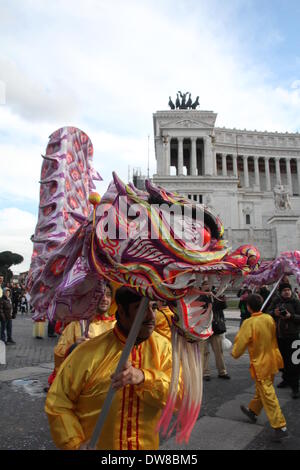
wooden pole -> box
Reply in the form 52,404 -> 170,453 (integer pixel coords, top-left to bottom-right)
261,275 -> 284,312
80,320 -> 85,337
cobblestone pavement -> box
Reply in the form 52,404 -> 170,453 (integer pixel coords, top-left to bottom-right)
0,313 -> 57,370
0,313 -> 299,450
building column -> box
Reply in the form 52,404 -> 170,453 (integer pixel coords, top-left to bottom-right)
297,159 -> 300,196
222,153 -> 227,176
204,136 -> 213,175
232,154 -> 238,177
265,157 -> 271,191
275,157 -> 281,185
178,137 -> 183,176
162,135 -> 170,176
254,156 -> 260,189
243,155 -> 249,187
191,137 -> 197,176
213,151 -> 218,176
286,158 -> 293,195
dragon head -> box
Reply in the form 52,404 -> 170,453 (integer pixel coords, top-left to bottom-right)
90,172 -> 235,341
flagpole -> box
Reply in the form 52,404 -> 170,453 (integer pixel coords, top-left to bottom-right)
147,135 -> 150,179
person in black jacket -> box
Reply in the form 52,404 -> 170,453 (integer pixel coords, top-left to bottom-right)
269,283 -> 300,398
203,285 -> 230,380
11,283 -> 22,318
0,288 -> 16,344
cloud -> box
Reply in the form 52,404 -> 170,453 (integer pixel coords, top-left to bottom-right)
0,80 -> 5,104
1,0 -> 300,271
0,208 -> 37,274
1,0 -> 300,135
0,107 -> 154,207
91,130 -> 155,190
291,80 -> 300,90
0,57 -> 80,122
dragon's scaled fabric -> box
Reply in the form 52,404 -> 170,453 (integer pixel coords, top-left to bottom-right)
27,127 -> 260,444
243,251 -> 300,287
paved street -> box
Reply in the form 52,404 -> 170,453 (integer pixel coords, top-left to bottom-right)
0,312 -> 299,450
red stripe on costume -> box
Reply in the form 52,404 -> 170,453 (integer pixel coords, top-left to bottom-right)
127,348 -> 136,450
136,345 -> 142,450
127,386 -> 134,450
95,314 -> 115,321
47,369 -> 56,386
119,386 -> 126,450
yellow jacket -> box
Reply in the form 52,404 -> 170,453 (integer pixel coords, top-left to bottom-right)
154,307 -> 173,341
54,316 -> 116,371
232,312 -> 283,380
45,325 -> 173,450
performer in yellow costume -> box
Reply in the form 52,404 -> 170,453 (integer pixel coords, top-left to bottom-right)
53,283 -> 115,372
232,294 -> 288,442
154,301 -> 173,341
45,283 -> 115,390
45,287 -> 174,450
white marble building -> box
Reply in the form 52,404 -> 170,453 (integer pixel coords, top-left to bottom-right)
152,108 -> 300,257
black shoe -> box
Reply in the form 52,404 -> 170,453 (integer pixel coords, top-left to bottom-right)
218,374 -> 231,380
203,376 -> 211,381
35,336 -> 43,339
48,334 -> 57,338
271,428 -> 289,442
277,380 -> 288,389
6,340 -> 16,344
43,386 -> 50,393
291,389 -> 300,399
240,405 -> 257,423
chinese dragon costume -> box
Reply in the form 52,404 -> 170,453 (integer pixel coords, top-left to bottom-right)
243,251 -> 300,287
27,126 -> 260,444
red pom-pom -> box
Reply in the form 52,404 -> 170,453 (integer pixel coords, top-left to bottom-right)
203,227 -> 211,245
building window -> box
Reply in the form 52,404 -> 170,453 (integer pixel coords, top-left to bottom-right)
246,214 -> 251,225
193,195 -> 198,201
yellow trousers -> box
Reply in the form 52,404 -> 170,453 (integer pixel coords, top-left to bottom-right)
249,376 -> 286,429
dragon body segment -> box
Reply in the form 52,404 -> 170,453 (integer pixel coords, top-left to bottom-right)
27,127 -> 103,321
244,250 -> 300,286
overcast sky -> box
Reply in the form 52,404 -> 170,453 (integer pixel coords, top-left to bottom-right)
1,0 -> 300,274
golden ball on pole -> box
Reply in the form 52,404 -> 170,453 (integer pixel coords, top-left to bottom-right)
89,192 -> 101,207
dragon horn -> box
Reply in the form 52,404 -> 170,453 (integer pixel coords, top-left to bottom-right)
112,172 -> 129,196
145,178 -> 162,200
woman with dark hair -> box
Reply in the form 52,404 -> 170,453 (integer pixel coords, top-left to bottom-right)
0,288 -> 16,344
